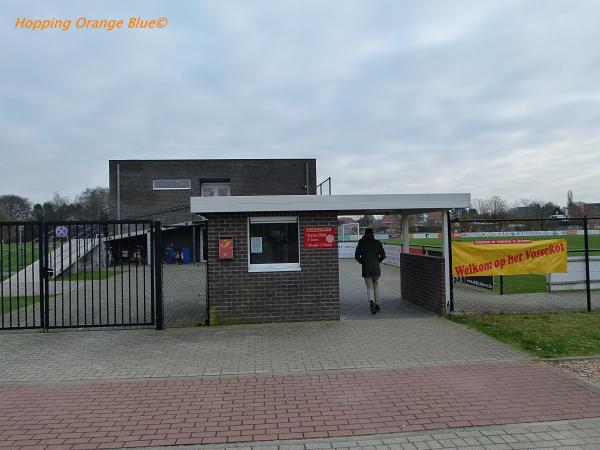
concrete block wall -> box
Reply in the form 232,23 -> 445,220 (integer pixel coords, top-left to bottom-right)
400,253 -> 446,314
206,211 -> 339,325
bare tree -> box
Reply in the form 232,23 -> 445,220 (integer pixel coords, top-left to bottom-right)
75,187 -> 109,220
0,194 -> 32,220
30,193 -> 78,222
474,196 -> 510,219
0,208 -> 11,221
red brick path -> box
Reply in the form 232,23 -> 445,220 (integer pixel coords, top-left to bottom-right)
1,361 -> 600,450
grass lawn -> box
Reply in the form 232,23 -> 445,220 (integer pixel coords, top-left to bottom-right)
1,242 -> 59,281
384,234 -> 600,255
55,269 -> 123,281
1,242 -> 39,280
451,312 -> 600,358
1,295 -> 43,314
493,274 -> 548,294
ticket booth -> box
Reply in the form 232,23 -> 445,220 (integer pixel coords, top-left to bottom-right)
190,193 -> 470,325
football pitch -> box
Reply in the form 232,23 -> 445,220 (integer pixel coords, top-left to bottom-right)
385,234 -> 600,255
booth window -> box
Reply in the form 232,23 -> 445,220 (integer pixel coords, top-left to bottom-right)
248,217 -> 300,272
153,179 -> 191,190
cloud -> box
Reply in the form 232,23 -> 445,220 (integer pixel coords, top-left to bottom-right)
1,0 -> 599,205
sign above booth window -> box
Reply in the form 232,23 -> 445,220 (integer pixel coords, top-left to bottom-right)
304,226 -> 336,249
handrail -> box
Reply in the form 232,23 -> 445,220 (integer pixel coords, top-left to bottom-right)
317,177 -> 332,195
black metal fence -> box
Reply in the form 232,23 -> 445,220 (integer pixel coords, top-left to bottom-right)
0,222 -> 43,329
450,217 -> 600,314
0,220 -> 163,331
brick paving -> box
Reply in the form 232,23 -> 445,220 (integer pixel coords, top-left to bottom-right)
132,417 -> 600,449
2,361 -> 600,450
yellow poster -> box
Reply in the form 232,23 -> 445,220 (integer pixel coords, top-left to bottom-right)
452,239 -> 567,276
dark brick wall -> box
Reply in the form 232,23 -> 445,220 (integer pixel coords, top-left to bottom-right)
108,159 -> 317,224
206,211 -> 339,325
400,254 -> 446,314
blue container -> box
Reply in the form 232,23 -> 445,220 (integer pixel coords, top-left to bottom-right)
182,247 -> 192,264
164,246 -> 175,264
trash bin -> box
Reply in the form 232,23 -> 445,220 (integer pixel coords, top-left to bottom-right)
182,247 -> 192,264
164,246 -> 175,264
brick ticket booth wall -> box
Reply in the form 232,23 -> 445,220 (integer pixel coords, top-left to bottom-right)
206,211 -> 340,325
400,253 -> 446,314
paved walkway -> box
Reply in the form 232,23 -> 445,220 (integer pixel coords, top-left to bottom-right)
163,264 -> 206,327
0,313 -> 524,382
339,261 -> 425,320
2,362 -> 600,449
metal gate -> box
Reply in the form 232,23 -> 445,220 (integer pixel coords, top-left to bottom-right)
161,223 -> 207,327
0,220 -> 163,330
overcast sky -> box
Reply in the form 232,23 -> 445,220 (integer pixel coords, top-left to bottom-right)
2,0 -> 599,206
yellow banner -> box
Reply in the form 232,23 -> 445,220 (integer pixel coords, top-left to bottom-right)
452,239 -> 567,276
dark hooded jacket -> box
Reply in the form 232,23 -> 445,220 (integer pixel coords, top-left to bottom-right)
354,234 -> 386,278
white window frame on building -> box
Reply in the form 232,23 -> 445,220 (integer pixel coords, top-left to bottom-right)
201,182 -> 231,197
152,179 -> 192,190
247,216 -> 301,272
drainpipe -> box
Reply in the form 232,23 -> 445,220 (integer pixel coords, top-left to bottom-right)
442,210 -> 453,315
305,161 -> 309,195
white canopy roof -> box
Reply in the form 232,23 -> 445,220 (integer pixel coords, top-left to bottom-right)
190,193 -> 470,215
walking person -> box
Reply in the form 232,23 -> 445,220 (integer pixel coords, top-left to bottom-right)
354,228 -> 386,315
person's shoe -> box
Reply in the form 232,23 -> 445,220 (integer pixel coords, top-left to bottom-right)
375,304 -> 381,312
370,301 -> 376,315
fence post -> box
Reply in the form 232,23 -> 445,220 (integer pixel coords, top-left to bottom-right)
153,221 -> 164,330
444,210 -> 454,314
42,222 -> 50,330
38,223 -> 46,330
584,217 -> 591,312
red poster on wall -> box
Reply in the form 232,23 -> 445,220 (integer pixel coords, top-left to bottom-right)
219,236 -> 234,259
304,226 -> 336,249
